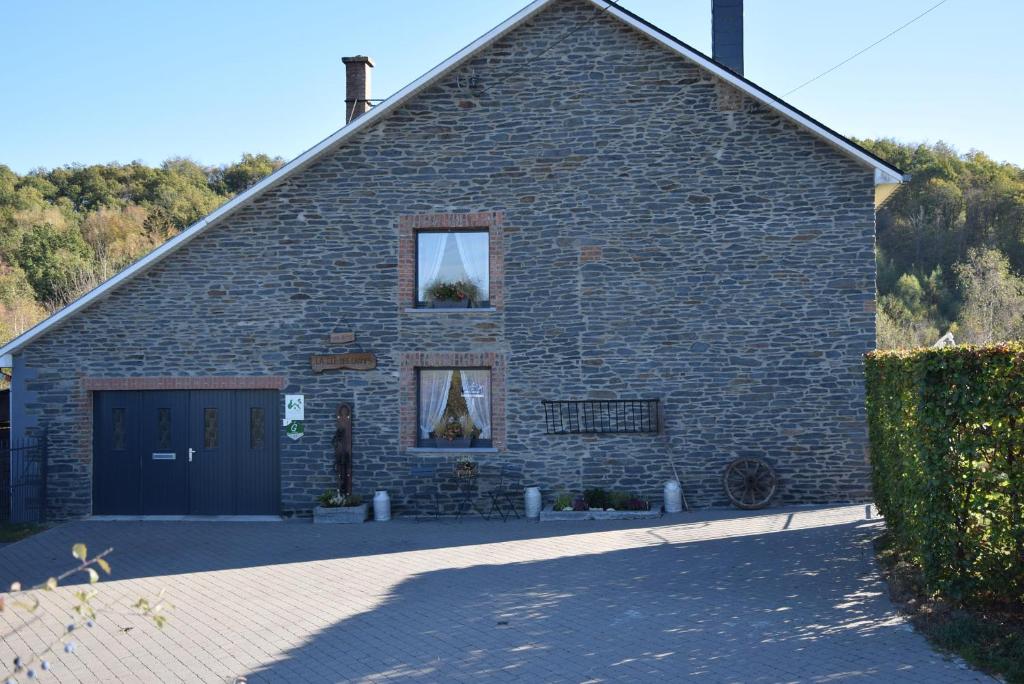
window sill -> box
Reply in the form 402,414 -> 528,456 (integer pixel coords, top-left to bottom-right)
404,307 -> 498,314
407,447 -> 499,454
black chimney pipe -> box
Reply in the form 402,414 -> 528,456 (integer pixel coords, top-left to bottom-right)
712,0 -> 744,76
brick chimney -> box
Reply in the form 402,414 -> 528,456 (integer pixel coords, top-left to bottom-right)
342,55 -> 374,123
712,0 -> 744,76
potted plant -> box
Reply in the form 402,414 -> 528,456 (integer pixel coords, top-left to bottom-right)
583,487 -> 610,511
608,490 -> 631,511
313,489 -> 368,524
454,458 -> 477,478
425,278 -> 481,308
460,415 -> 483,448
623,497 -> 651,511
439,415 -> 472,449
553,493 -> 573,512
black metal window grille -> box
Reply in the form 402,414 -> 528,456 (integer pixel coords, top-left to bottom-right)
542,399 -> 660,435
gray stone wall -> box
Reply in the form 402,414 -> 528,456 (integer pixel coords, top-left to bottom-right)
15,0 -> 876,519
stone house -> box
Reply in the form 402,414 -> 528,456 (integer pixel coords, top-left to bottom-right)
0,0 -> 905,519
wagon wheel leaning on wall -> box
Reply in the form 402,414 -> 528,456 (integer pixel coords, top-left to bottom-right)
723,457 -> 776,509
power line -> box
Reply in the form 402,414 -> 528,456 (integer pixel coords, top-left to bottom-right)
783,0 -> 952,97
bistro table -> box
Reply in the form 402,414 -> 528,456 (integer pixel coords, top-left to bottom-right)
452,464 -> 479,520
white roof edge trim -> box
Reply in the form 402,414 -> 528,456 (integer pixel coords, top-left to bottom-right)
589,0 -> 907,182
875,168 -> 903,185
0,0 -> 556,361
1,0 -> 905,361
0,354 -> 11,367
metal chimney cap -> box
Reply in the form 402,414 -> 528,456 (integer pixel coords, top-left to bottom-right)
342,55 -> 375,67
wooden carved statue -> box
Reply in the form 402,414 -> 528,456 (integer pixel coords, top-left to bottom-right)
331,403 -> 353,495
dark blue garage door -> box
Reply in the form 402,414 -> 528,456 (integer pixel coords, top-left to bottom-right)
93,390 -> 279,515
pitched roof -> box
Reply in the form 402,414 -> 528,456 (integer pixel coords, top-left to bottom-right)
0,0 -> 906,366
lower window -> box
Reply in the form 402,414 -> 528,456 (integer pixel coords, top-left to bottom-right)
417,368 -> 492,448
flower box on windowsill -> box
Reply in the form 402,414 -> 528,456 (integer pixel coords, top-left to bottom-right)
313,504 -> 369,524
429,299 -> 470,309
431,437 -> 472,449
408,447 -> 498,454
405,307 -> 497,314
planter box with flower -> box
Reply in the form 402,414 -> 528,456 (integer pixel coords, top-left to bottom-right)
453,458 -> 477,478
428,414 -> 480,449
540,488 -> 662,521
313,490 -> 368,524
425,279 -> 481,309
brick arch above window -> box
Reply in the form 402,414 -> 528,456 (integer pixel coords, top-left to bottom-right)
398,211 -> 505,311
399,351 -> 507,451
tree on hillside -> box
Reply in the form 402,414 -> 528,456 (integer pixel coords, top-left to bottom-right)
0,165 -> 18,205
955,247 -> 1024,345
876,273 -> 943,350
0,260 -> 46,343
80,205 -> 157,280
15,223 -> 94,309
210,153 -> 284,195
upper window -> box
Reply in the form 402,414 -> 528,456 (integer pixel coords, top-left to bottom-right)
416,230 -> 489,308
418,368 -> 492,448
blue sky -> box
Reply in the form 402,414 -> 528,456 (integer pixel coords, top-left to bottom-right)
1,0 -> 1019,173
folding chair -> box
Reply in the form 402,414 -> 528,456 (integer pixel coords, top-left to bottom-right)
480,465 -> 523,522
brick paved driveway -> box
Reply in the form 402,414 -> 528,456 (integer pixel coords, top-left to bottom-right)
0,505 -> 988,683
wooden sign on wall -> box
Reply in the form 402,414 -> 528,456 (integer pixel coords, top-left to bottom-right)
311,352 -> 377,373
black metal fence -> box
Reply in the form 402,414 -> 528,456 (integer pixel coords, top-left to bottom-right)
0,388 -> 9,430
0,433 -> 47,523
0,388 -> 9,445
542,399 -> 660,435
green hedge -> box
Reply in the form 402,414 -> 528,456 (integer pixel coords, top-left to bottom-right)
866,345 -> 1024,604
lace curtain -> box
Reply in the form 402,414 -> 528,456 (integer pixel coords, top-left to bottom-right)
418,370 -> 453,439
460,369 -> 491,439
417,233 -> 449,300
454,232 -> 489,301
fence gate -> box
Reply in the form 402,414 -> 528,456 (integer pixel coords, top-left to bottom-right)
0,434 -> 47,523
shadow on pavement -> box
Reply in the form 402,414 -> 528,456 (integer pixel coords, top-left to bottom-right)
241,516 -> 931,682
0,504 -> 869,586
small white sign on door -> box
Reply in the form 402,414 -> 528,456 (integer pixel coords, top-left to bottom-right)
284,394 -> 305,422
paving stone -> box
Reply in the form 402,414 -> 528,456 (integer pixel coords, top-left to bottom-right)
0,505 -> 992,682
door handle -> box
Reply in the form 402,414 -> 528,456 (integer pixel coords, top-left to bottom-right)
188,448 -> 195,462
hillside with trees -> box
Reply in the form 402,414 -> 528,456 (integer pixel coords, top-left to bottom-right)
0,154 -> 283,347
1,141 -> 1022,356
860,139 -> 1024,349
